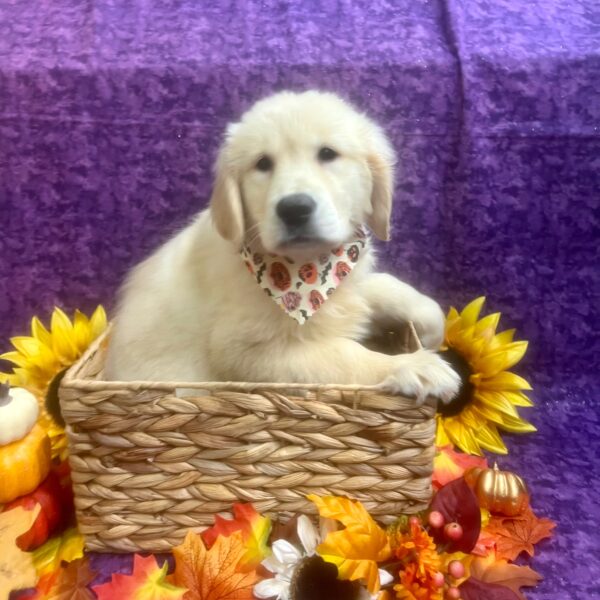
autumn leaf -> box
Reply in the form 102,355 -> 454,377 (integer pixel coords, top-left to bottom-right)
93,554 -> 186,600
430,478 -> 481,553
30,558 -> 96,600
29,571 -> 60,599
473,528 -> 497,557
470,552 -> 542,600
433,446 -> 488,489
202,503 -> 271,570
459,577 -> 521,600
0,504 -> 40,600
31,527 -> 85,576
484,505 -> 555,561
307,494 -> 391,594
173,530 -> 258,600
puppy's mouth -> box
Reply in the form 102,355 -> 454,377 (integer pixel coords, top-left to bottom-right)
276,234 -> 337,255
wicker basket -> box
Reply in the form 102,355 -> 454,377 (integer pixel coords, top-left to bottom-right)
59,326 -> 437,553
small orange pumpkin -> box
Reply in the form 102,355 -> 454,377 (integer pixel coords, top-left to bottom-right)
0,423 -> 52,503
464,463 -> 529,516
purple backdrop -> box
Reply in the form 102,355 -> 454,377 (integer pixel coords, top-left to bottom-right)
1,1 -> 599,597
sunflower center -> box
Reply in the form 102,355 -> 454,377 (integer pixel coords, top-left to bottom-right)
290,555 -> 359,600
437,348 -> 474,417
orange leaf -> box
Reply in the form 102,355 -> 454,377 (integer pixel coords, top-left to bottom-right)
173,530 -> 259,600
484,506 -> 556,561
433,446 -> 488,489
30,558 -> 97,600
93,554 -> 186,600
202,503 -> 271,570
0,504 -> 40,600
470,553 -> 542,600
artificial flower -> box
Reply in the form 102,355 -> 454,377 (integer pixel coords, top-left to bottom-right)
0,306 -> 107,459
0,306 -> 107,397
390,519 -> 443,600
39,414 -> 69,461
254,515 -> 321,600
437,297 -> 536,455
254,515 -> 391,600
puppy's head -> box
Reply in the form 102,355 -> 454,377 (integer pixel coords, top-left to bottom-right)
210,91 -> 395,257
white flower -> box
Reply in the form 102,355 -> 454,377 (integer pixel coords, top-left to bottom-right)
254,515 -> 318,600
254,516 -> 394,600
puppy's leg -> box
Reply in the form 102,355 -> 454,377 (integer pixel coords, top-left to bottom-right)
232,337 -> 459,404
358,273 -> 446,349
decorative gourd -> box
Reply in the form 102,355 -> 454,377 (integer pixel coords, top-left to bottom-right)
0,423 -> 51,503
0,383 -> 39,445
464,463 -> 529,516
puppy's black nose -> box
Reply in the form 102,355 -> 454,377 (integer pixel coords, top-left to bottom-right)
276,194 -> 316,228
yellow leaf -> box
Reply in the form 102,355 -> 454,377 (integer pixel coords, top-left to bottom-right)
32,527 -> 85,576
308,495 -> 391,594
0,504 -> 41,600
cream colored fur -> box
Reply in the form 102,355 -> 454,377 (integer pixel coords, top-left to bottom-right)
105,91 -> 460,404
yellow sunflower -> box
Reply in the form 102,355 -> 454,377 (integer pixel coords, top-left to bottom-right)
436,297 -> 536,456
0,305 -> 107,458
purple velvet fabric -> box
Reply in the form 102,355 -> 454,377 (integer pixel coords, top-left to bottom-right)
1,1 -> 599,597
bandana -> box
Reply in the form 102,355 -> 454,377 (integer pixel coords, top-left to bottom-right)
241,228 -> 369,324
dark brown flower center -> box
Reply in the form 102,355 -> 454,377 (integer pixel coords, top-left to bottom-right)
290,555 -> 359,600
437,348 -> 474,417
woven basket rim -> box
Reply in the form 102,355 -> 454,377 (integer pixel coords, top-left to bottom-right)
62,323 -> 426,397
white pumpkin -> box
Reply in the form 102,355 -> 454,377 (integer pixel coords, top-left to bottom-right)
0,383 -> 39,445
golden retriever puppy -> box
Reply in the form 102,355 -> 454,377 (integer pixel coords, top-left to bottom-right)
105,91 -> 460,404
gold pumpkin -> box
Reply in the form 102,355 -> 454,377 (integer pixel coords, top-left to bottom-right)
464,463 -> 529,516
0,423 -> 51,503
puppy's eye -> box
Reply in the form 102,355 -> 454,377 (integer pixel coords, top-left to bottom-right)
318,147 -> 339,162
255,155 -> 274,172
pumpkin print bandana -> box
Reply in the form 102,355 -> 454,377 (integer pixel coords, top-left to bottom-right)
241,228 -> 369,324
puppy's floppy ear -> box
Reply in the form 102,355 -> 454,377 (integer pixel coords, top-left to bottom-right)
366,123 -> 396,241
210,124 -> 245,247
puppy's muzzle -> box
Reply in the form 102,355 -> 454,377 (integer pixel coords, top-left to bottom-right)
276,194 -> 316,229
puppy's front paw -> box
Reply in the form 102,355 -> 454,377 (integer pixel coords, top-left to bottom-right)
382,349 -> 461,405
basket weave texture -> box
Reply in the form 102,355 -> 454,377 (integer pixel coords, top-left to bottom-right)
59,328 -> 437,553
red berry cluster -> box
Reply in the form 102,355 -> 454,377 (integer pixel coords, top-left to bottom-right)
427,510 -> 466,599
